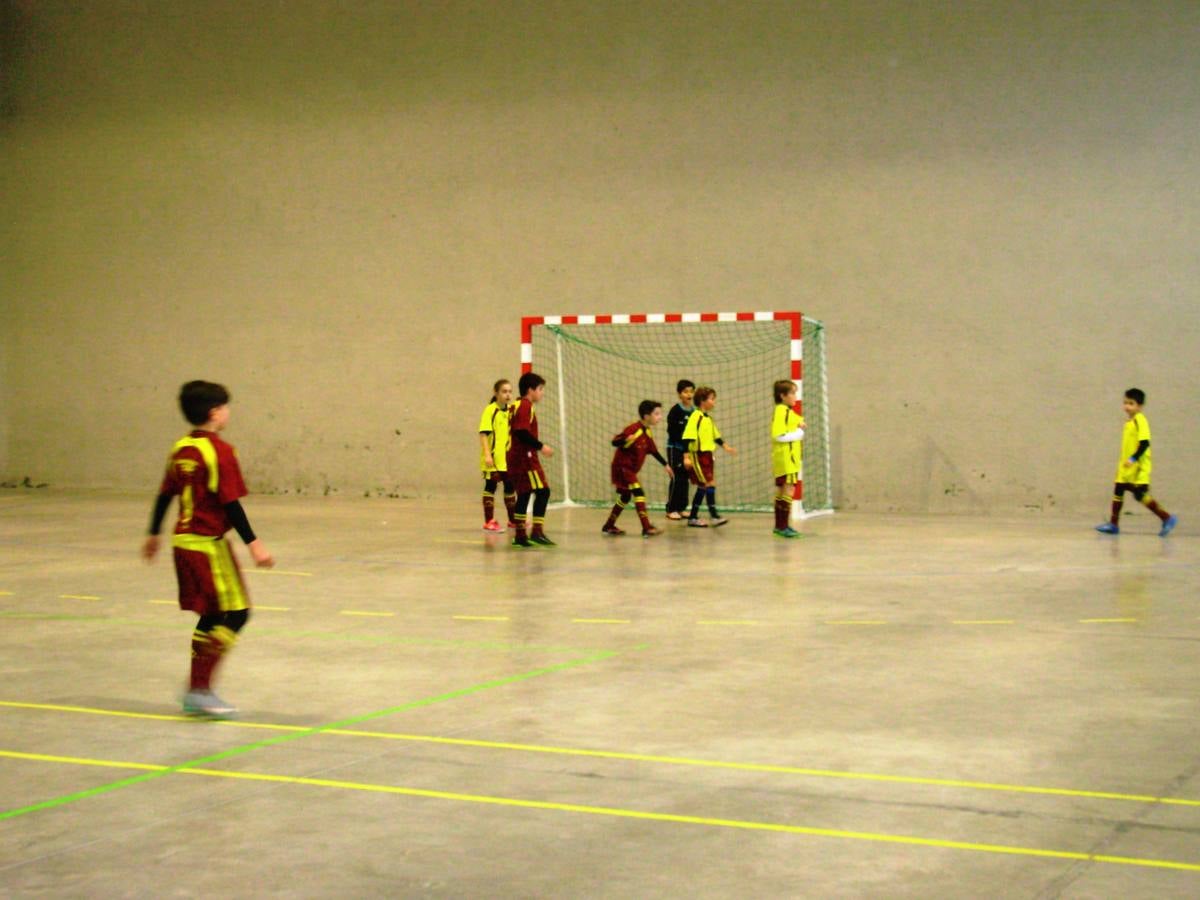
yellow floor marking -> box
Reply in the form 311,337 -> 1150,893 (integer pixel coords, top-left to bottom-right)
0,591 -> 13,596
953,620 -> 1015,625
4,749 -> 1200,871
453,615 -> 510,622
59,594 -> 101,601
825,620 -> 886,626
246,569 -> 313,577
340,610 -> 395,617
697,620 -> 758,626
149,600 -> 175,605
572,618 -> 631,625
1080,618 -> 1138,624
4,701 -> 1200,808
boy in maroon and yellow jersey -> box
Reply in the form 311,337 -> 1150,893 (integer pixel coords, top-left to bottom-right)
142,381 -> 274,719
506,371 -> 556,547
602,400 -> 671,537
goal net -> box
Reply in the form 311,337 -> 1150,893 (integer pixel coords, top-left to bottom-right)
520,312 -> 831,515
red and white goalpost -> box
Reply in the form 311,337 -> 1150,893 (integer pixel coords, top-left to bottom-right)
518,311 -> 831,518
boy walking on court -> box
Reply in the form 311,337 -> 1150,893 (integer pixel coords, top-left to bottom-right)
603,400 -> 672,537
682,386 -> 736,527
1095,388 -> 1178,537
142,380 -> 274,719
664,379 -> 695,519
507,372 -> 556,547
771,379 -> 805,539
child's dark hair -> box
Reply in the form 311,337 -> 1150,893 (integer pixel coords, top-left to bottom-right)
676,379 -> 695,393
518,372 -> 546,396
638,400 -> 661,418
179,380 -> 230,426
1125,388 -> 1146,405
774,379 -> 797,404
693,386 -> 716,405
491,378 -> 511,402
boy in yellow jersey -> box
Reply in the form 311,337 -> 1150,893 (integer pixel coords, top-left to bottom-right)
682,386 -> 736,527
479,378 -> 516,531
771,380 -> 805,538
143,381 -> 274,719
1095,388 -> 1178,536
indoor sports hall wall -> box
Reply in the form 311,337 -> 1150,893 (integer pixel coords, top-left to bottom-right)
2,1 -> 1197,514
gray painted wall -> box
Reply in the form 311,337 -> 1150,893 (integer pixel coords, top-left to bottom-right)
3,1 -> 1197,513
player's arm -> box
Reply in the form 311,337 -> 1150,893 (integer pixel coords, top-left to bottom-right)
224,500 -> 274,568
714,437 -> 737,455
141,491 -> 174,561
479,431 -> 494,468
1127,439 -> 1150,464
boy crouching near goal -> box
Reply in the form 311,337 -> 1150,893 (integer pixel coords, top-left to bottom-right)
142,380 -> 274,719
507,372 -> 556,547
602,400 -> 672,537
771,379 -> 805,539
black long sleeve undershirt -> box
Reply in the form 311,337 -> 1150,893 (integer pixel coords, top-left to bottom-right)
148,494 -> 256,544
1130,439 -> 1150,462
511,427 -> 543,451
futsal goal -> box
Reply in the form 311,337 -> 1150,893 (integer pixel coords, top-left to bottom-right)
519,312 -> 832,515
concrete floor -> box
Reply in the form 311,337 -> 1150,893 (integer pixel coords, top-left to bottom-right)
1,489 -> 1198,898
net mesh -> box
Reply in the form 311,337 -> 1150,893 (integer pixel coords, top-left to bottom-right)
528,317 -> 831,513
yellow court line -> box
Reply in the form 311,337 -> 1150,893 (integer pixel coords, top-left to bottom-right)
453,615 -> 510,622
246,569 -> 313,577
697,620 -> 758,626
149,600 -> 175,605
572,619 -> 631,625
0,591 -> 14,596
5,701 -> 1200,808
60,594 -> 101,601
953,620 -> 1016,625
255,606 -> 292,612
825,620 -> 887,626
340,611 -> 395,618
3,749 -> 1199,872
1080,618 -> 1139,624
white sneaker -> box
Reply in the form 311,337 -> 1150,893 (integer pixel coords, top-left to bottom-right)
182,689 -> 237,719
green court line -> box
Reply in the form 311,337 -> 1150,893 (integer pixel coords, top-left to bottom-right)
0,646 -> 636,822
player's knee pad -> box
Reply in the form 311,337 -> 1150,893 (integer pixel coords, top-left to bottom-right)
196,614 -> 222,633
617,490 -> 632,505
224,608 -> 250,633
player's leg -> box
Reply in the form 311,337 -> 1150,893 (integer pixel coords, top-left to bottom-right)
631,483 -> 660,536
482,473 -> 500,529
1132,484 -> 1177,535
179,537 -> 249,718
667,448 -> 687,518
1096,483 -> 1126,533
501,476 -> 517,527
529,484 -> 554,545
512,485 -> 533,547
604,488 -> 631,534
773,475 -> 793,536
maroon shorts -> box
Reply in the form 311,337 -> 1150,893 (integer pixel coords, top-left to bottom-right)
688,451 -> 715,486
611,464 -> 643,492
510,461 -> 549,495
172,536 -> 249,615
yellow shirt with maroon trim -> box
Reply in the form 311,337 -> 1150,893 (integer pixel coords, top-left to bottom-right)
771,403 -> 804,477
681,410 -> 721,452
1116,412 -> 1152,485
478,401 -> 510,472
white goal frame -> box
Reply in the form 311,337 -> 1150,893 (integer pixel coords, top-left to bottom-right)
520,311 -> 832,519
